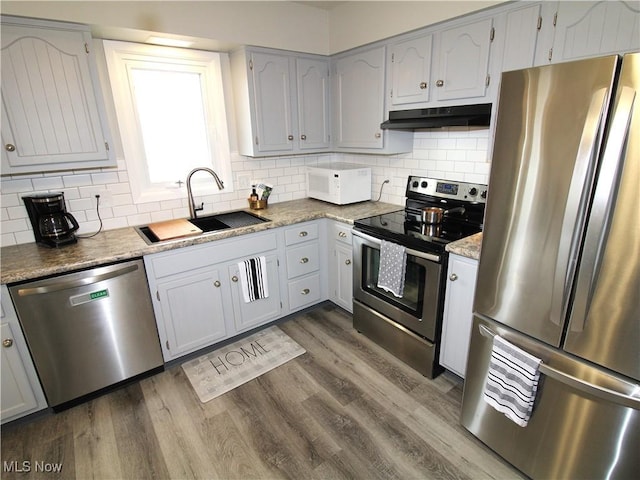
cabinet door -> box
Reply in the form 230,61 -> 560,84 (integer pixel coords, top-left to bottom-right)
552,1 -> 640,63
156,268 -> 229,360
334,243 -> 353,312
434,18 -> 493,101
389,34 -> 433,107
250,52 -> 294,153
501,3 -> 542,72
1,23 -> 113,173
1,322 -> 40,421
440,255 -> 478,378
333,46 -> 386,148
229,254 -> 281,333
296,57 -> 330,151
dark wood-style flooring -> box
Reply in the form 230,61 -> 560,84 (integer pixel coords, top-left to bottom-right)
1,304 -> 523,479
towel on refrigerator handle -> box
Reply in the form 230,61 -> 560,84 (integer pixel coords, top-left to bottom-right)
377,239 -> 407,298
238,256 -> 269,303
483,335 -> 542,427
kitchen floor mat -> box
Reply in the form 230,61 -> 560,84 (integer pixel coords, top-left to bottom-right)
181,326 -> 306,403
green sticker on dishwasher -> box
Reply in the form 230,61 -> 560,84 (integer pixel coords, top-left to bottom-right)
90,289 -> 109,300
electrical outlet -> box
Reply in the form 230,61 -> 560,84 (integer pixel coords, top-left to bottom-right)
237,174 -> 252,189
90,190 -> 113,207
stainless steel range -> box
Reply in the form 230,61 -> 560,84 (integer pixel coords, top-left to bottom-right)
352,176 -> 486,378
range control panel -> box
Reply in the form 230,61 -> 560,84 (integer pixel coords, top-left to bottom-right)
406,176 -> 488,203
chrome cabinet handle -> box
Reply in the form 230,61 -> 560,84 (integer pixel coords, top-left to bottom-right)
214,280 -> 221,287
300,257 -> 309,264
419,82 -> 428,89
300,134 -> 307,140
338,231 -> 347,238
436,80 -> 444,87
288,135 -> 294,141
231,276 -> 238,282
5,144 -> 15,152
301,288 -> 310,295
345,259 -> 351,265
375,132 -> 381,138
299,231 -> 308,237
449,273 -> 458,281
3,338 -> 13,348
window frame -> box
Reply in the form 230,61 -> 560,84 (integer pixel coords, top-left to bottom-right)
103,40 -> 233,203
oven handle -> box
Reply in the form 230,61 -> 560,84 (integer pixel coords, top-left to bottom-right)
352,230 -> 441,263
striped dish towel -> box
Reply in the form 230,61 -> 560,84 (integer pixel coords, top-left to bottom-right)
238,256 -> 269,303
483,335 -> 541,427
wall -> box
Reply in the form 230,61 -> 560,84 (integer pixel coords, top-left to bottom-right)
328,1 -> 504,53
0,128 -> 490,246
0,1 -> 494,246
0,1 -> 505,55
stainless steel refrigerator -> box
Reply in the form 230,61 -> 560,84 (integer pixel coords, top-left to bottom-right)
461,53 -> 639,479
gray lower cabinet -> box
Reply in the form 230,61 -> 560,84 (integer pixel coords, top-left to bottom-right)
229,254 -> 281,333
1,285 -> 47,424
439,253 -> 478,378
145,230 -> 282,362
328,220 -> 353,312
284,222 -> 323,312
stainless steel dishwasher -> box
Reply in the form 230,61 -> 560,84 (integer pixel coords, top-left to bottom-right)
9,259 -> 163,408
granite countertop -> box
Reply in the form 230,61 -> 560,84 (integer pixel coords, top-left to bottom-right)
1,198 -> 402,284
445,232 -> 483,260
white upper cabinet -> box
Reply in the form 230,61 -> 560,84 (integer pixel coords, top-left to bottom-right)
385,15 -> 497,112
296,58 -> 331,151
552,1 -> 640,63
433,17 -> 494,103
231,47 -> 330,157
1,16 -> 114,175
250,51 -> 295,154
333,46 -> 386,149
388,34 -> 433,107
333,45 -> 413,153
500,3 -> 543,71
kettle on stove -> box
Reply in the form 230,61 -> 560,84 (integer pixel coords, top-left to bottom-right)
23,193 -> 79,247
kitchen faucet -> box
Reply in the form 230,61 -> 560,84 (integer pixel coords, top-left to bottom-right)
186,167 -> 224,219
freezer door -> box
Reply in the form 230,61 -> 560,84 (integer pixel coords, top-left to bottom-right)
474,56 -> 619,346
461,315 -> 640,479
565,53 -> 640,382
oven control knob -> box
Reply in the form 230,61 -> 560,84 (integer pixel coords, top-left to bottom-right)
421,181 -> 428,188
412,180 -> 419,188
468,187 -> 478,196
481,190 -> 487,199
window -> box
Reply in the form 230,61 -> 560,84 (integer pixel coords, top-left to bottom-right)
103,40 -> 232,203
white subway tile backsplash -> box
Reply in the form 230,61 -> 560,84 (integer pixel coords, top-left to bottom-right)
62,174 -> 93,188
1,127 -> 492,246
32,176 -> 65,191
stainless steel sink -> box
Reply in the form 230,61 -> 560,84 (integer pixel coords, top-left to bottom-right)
136,210 -> 269,244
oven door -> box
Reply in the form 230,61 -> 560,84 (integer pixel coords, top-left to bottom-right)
352,230 -> 443,341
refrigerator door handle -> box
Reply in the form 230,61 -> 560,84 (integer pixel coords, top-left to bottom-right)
479,324 -> 640,410
569,86 -> 636,331
549,88 -> 609,326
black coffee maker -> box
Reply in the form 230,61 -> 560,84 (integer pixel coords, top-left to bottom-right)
23,193 -> 80,247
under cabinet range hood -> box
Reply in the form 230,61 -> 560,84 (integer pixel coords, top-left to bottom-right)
380,103 -> 492,130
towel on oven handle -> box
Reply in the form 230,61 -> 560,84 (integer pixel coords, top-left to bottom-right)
377,239 -> 407,298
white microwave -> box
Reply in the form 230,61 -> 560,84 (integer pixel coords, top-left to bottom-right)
306,163 -> 372,205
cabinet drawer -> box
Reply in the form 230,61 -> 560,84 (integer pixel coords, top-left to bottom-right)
284,222 -> 319,246
333,222 -> 353,245
288,274 -> 321,311
286,243 -> 320,279
149,232 -> 277,278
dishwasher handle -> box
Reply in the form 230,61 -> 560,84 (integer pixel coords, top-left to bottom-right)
16,263 -> 139,297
